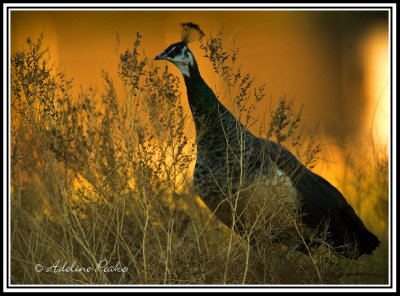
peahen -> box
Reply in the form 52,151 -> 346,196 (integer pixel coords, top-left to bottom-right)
154,22 -> 380,259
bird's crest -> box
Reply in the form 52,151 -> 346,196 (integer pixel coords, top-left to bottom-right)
181,22 -> 204,44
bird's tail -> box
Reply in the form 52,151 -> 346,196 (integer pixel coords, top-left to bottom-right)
357,228 -> 381,256
338,203 -> 381,257
317,174 -> 382,258
265,142 -> 381,258
297,171 -> 381,259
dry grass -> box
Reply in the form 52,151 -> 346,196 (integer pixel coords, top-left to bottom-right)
9,32 -> 388,286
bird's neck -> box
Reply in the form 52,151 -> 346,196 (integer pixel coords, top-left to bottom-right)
182,63 -> 251,150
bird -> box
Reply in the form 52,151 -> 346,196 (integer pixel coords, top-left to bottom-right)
154,22 -> 380,259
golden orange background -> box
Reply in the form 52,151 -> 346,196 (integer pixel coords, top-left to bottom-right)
10,10 -> 390,212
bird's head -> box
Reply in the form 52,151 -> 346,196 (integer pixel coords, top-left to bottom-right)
154,22 -> 204,78
154,42 -> 195,77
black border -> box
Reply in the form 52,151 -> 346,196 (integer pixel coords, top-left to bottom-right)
5,4 -> 394,292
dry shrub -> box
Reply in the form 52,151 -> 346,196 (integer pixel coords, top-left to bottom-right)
9,31 -> 387,286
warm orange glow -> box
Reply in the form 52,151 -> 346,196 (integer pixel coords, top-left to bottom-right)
10,10 -> 389,235
363,26 -> 390,147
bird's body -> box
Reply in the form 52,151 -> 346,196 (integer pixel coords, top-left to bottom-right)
154,23 -> 380,258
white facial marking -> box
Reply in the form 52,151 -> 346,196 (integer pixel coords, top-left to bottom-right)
170,47 -> 194,78
175,62 -> 190,78
167,46 -> 176,56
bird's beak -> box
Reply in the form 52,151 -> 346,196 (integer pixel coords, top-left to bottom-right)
154,51 -> 167,61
